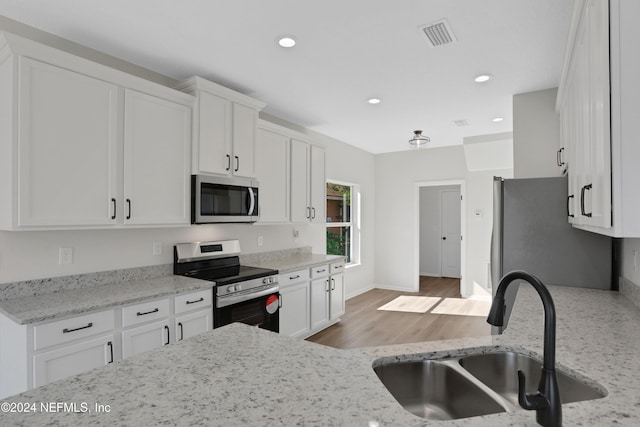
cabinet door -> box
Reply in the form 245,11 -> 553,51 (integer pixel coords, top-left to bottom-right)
196,91 -> 231,175
256,128 -> 290,223
33,335 -> 114,387
290,139 -> 310,222
279,282 -> 310,338
329,274 -> 345,321
123,89 -> 191,225
122,320 -> 170,359
232,103 -> 257,178
175,309 -> 212,342
17,57 -> 118,227
310,278 -> 329,331
309,145 -> 326,224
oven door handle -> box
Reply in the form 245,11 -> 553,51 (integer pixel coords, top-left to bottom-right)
217,285 -> 279,308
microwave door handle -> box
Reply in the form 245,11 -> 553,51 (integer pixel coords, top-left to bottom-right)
248,188 -> 255,215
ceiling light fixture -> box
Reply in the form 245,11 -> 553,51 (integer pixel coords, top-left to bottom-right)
278,37 -> 296,48
368,98 -> 381,104
474,74 -> 492,83
492,117 -> 504,122
409,130 -> 430,147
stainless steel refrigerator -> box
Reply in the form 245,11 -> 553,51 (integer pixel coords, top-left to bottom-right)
490,176 -> 613,332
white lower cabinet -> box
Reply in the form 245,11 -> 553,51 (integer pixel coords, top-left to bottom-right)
279,282 -> 310,338
310,277 -> 330,331
0,287 -> 214,399
329,273 -> 345,321
175,309 -> 212,342
122,320 -> 170,359
33,334 -> 114,387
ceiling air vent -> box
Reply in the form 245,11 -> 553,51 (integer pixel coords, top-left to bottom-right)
454,119 -> 469,127
419,19 -> 457,48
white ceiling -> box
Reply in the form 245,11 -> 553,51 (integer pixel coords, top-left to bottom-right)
0,0 -> 573,154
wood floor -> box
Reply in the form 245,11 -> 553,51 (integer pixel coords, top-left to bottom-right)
305,276 -> 492,349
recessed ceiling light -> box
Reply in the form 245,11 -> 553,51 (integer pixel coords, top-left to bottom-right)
278,37 -> 296,48
474,74 -> 492,83
492,117 -> 504,122
368,98 -> 381,104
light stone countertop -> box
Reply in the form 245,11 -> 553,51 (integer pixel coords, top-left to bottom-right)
0,275 -> 211,324
243,253 -> 345,274
1,285 -> 639,426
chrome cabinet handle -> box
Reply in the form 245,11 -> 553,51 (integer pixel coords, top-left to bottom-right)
331,278 -> 336,291
63,322 -> 93,334
234,156 -> 239,172
311,207 -> 316,219
226,154 -> 231,171
164,325 -> 170,345
306,206 -> 311,219
111,198 -> 116,220
557,148 -> 565,166
126,198 -> 131,220
178,322 -> 184,341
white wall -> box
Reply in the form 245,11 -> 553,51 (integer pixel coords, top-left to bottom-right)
375,146 -> 468,291
513,88 -> 562,178
419,185 -> 459,276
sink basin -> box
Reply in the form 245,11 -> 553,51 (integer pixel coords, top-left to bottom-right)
373,360 -> 506,420
373,350 -> 606,421
458,351 -> 606,405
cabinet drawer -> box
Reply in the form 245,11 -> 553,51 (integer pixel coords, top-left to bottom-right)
174,289 -> 212,315
330,261 -> 345,275
122,298 -> 170,328
311,264 -> 330,279
278,269 -> 310,287
34,310 -> 115,351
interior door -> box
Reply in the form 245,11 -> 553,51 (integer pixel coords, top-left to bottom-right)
441,190 -> 461,278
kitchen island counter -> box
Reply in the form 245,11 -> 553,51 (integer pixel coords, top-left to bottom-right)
1,284 -> 639,426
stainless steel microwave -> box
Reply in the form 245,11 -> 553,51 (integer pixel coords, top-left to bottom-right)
192,175 -> 259,223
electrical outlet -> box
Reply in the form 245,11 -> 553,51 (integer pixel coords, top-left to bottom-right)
153,241 -> 162,256
293,229 -> 300,238
257,236 -> 263,246
59,248 -> 73,265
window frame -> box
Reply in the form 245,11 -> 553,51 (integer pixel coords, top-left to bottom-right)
326,179 -> 360,267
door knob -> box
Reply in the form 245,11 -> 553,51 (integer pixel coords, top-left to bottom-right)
442,237 -> 447,240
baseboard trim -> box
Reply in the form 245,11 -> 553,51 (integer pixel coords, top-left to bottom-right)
345,285 -> 375,300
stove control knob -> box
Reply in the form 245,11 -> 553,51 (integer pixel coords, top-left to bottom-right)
263,278 -> 269,284
227,285 -> 235,293
236,284 -> 242,291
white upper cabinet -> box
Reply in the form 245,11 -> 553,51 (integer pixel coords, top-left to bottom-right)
15,57 -> 119,227
557,0 -> 640,237
0,32 -> 193,230
175,76 -> 265,179
255,123 -> 290,223
290,139 -> 326,224
123,89 -> 191,225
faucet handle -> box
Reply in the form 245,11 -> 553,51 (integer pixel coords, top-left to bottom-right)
517,370 -> 549,410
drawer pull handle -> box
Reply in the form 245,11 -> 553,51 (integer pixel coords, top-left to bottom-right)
186,297 -> 204,305
107,341 -> 114,364
63,322 -> 93,334
334,265 -> 343,269
137,308 -> 159,316
289,275 -> 300,280
178,322 -> 184,341
317,269 -> 326,273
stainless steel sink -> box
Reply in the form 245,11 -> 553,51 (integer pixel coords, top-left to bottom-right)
373,350 -> 606,421
458,351 -> 606,405
373,360 -> 506,420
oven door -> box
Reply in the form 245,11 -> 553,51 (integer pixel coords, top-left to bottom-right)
214,289 -> 280,333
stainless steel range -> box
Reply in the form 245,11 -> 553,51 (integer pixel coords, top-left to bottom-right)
174,240 -> 280,332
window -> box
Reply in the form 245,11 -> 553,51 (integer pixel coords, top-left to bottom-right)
326,181 -> 360,265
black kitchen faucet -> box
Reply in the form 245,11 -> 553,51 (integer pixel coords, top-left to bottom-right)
487,271 -> 562,427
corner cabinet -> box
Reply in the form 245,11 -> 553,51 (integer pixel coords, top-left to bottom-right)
175,76 -> 266,178
0,32 -> 193,230
557,0 -> 640,237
